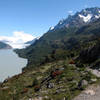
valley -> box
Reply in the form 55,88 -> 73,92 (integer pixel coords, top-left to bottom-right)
1,7 -> 100,100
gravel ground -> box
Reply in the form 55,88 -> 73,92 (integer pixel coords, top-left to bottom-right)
73,68 -> 100,100
73,84 -> 100,100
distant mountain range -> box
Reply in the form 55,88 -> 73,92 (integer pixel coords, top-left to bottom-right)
0,41 -> 12,49
49,7 -> 100,31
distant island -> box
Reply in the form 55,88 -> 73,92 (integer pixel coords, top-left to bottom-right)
0,41 -> 12,49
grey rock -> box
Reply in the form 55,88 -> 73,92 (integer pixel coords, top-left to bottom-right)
47,83 -> 54,89
81,80 -> 88,86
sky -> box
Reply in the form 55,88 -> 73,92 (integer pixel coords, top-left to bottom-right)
0,0 -> 100,48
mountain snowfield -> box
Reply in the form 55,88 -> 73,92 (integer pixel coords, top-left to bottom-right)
0,31 -> 37,49
49,7 -> 100,31
78,14 -> 92,22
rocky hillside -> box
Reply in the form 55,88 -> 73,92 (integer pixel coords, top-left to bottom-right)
0,58 -> 98,100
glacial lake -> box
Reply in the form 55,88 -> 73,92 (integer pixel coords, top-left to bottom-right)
0,49 -> 27,82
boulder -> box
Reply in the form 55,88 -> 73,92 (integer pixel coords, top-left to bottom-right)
82,80 -> 88,86
78,80 -> 88,89
47,83 -> 54,88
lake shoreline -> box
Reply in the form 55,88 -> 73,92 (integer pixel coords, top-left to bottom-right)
0,49 -> 27,82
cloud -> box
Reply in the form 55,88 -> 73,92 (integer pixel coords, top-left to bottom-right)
0,31 -> 35,48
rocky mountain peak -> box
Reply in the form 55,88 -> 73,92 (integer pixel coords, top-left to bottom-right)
49,7 -> 100,31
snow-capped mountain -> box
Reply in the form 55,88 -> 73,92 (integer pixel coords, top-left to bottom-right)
49,7 -> 100,31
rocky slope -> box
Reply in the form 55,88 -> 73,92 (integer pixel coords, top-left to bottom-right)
0,59 -> 98,100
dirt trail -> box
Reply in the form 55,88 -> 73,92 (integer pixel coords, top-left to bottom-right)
74,69 -> 100,100
73,84 -> 100,100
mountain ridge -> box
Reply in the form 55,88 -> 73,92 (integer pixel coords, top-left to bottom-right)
49,7 -> 100,31
0,41 -> 12,49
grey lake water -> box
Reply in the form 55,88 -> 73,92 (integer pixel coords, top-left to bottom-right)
0,49 -> 27,82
